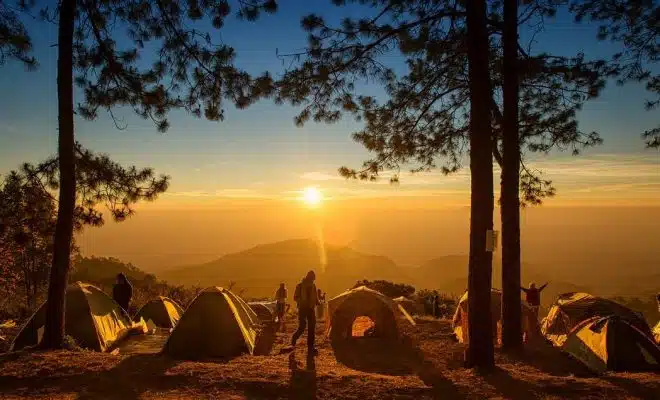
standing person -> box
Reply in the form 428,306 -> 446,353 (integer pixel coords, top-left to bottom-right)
291,270 -> 319,356
521,282 -> 548,320
112,273 -> 133,313
275,283 -> 288,332
433,293 -> 441,318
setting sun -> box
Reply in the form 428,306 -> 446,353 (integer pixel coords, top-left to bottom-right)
302,186 -> 323,207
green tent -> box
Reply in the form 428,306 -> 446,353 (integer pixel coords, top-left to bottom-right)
134,297 -> 184,329
11,282 -> 141,352
561,316 -> 660,373
163,287 -> 259,359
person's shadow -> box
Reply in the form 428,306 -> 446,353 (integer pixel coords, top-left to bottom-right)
288,351 -> 317,400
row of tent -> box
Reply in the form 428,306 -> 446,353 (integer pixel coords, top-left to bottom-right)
9,282 -> 416,359
451,289 -> 660,373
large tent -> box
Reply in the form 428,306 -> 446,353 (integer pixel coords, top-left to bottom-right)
541,292 -> 651,346
134,297 -> 185,329
326,286 -> 415,342
163,287 -> 260,359
561,316 -> 660,373
11,282 -> 141,352
452,288 -> 539,345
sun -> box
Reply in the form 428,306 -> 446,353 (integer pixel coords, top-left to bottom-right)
302,186 -> 323,207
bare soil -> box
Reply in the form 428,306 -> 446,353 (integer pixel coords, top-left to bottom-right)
0,318 -> 658,399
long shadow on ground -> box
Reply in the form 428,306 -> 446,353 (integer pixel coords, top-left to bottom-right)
332,335 -> 467,399
288,352 -> 317,400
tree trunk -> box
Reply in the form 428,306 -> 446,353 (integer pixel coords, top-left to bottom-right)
465,0 -> 495,370
42,0 -> 76,349
501,0 -> 523,351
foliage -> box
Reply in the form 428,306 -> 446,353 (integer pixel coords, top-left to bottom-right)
414,289 -> 457,318
0,147 -> 169,314
570,0 -> 660,149
0,0 -> 37,68
274,0 -> 609,205
353,279 -> 415,298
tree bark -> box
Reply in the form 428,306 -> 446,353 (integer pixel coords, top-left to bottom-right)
42,0 -> 76,349
465,0 -> 495,369
501,0 -> 523,351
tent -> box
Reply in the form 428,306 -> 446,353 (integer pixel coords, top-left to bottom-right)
541,292 -> 651,347
452,288 -> 539,345
248,302 -> 275,322
393,296 -> 421,315
163,287 -> 260,359
134,297 -> 185,329
326,286 -> 415,342
561,316 -> 660,373
11,282 -> 142,352
653,321 -> 660,345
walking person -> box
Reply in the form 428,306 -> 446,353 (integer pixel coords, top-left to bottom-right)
275,283 -> 288,332
291,270 -> 319,356
112,273 -> 133,313
521,282 -> 548,320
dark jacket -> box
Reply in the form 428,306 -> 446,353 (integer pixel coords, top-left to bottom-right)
294,279 -> 318,309
113,278 -> 133,311
521,284 -> 547,307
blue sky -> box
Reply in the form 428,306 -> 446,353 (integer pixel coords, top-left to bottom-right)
0,0 -> 658,204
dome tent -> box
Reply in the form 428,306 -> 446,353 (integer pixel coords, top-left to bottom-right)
561,316 -> 660,373
452,288 -> 539,344
163,287 -> 260,359
134,297 -> 185,329
326,286 -> 415,342
11,282 -> 143,352
248,301 -> 275,322
541,292 -> 651,347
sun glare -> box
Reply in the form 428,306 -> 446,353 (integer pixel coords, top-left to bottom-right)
302,186 -> 323,207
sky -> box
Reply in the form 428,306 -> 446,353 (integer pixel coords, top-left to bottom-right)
0,1 -> 659,269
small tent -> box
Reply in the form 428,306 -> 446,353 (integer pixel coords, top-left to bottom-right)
653,321 -> 660,345
326,286 -> 415,342
393,296 -> 420,315
163,287 -> 259,359
11,282 -> 141,352
561,316 -> 660,373
452,288 -> 539,345
248,302 -> 275,322
134,297 -> 185,329
541,292 -> 651,347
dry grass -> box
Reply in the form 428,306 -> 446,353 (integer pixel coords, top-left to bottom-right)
0,318 -> 658,399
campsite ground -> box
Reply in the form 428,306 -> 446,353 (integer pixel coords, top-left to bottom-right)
0,318 -> 658,399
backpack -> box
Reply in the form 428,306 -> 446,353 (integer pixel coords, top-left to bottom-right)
294,283 -> 302,304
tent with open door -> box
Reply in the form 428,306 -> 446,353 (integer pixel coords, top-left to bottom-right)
541,292 -> 651,347
163,287 -> 259,359
452,288 -> 539,345
326,286 -> 415,342
561,316 -> 660,373
134,297 -> 184,329
11,282 -> 143,352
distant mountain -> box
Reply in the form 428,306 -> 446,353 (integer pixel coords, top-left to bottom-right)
70,256 -> 153,286
159,239 -> 409,299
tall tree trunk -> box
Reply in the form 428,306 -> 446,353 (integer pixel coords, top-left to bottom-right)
465,0 -> 495,370
42,0 -> 76,349
501,0 -> 523,351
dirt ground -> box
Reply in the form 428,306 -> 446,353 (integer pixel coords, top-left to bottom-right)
0,317 -> 659,399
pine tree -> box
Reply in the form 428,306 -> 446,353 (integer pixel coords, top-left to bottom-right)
500,0 -> 521,351
274,0 -> 608,364
570,0 -> 660,148
13,0 -> 278,348
0,0 -> 37,68
465,0 -> 496,369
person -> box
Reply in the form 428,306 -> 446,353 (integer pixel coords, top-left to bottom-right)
433,294 -> 441,318
521,282 -> 548,320
112,273 -> 133,312
275,283 -> 287,331
291,270 -> 319,356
